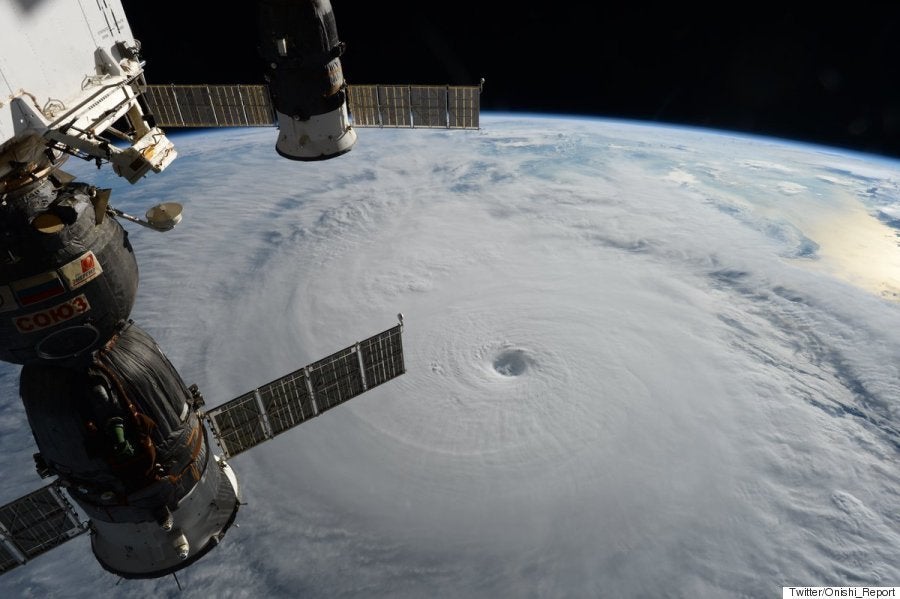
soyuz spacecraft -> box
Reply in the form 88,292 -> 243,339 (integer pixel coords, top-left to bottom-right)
0,0 -> 479,583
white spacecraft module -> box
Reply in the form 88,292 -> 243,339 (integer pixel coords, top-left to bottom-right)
0,0 -> 175,185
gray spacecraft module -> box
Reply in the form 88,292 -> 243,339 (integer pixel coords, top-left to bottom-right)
19,323 -> 241,577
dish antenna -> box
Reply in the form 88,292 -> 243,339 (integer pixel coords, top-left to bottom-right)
109,202 -> 184,232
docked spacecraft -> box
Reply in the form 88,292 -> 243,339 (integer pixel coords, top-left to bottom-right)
0,0 -> 476,582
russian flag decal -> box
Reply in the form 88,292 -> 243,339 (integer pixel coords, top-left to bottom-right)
11,271 -> 66,306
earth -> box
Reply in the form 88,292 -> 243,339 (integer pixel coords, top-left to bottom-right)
1,114 -> 899,597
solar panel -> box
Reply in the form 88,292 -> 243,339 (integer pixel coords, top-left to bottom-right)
409,86 -> 447,128
359,324 -> 405,388
142,83 -> 478,130
448,86 -> 480,129
376,85 -> 413,127
345,85 -> 381,127
347,84 -> 480,129
0,483 -> 88,573
307,345 -> 366,412
205,391 -> 269,459
141,84 -> 275,128
205,322 -> 406,459
260,370 -> 316,436
0,542 -> 19,574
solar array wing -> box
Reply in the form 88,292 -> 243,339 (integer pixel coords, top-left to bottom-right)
306,345 -> 366,412
373,85 -> 412,127
346,85 -> 480,129
359,324 -> 405,388
447,85 -> 481,129
0,483 -> 88,574
205,323 -> 405,459
409,85 -> 447,128
141,83 -> 479,130
344,85 -> 381,126
141,84 -> 275,128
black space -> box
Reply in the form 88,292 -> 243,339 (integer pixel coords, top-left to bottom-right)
124,2 -> 900,159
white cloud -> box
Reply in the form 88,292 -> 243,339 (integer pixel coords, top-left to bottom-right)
2,116 -> 899,597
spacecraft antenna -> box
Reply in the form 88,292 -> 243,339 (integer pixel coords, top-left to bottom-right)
145,202 -> 184,231
108,202 -> 183,232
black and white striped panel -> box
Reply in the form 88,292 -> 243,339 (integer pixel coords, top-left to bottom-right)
0,483 -> 88,574
141,84 -> 275,128
205,322 -> 405,459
